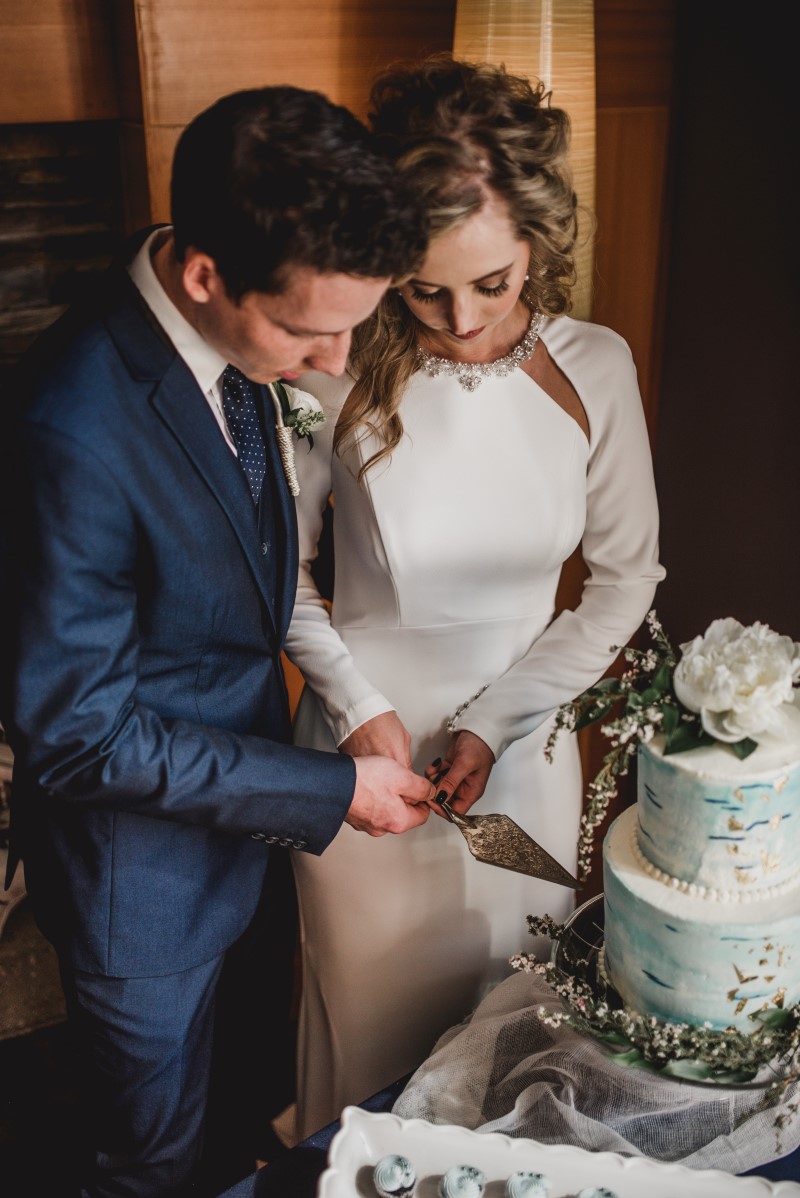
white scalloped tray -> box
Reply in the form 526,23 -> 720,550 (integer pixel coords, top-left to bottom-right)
318,1106 -> 800,1197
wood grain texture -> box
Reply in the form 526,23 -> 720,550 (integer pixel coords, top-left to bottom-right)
127,0 -> 456,221
0,0 -> 118,123
592,107 -> 671,439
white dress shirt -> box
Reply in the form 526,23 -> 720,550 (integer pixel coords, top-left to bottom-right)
128,227 -> 237,456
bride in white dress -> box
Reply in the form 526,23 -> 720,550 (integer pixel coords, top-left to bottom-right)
283,55 -> 665,1139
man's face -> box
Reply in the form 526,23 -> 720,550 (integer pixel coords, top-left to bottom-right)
191,262 -> 391,383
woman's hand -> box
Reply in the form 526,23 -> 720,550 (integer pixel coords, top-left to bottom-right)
424,729 -> 495,816
339,711 -> 412,768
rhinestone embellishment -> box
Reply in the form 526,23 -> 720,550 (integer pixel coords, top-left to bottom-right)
416,311 -> 544,392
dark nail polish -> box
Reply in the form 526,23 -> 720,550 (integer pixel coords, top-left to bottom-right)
432,756 -> 442,767
432,769 -> 447,785
435,789 -> 448,805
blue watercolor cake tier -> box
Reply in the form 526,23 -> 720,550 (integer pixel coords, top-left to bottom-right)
602,706 -> 800,1032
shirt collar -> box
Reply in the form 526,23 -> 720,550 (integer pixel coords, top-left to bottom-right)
128,227 -> 228,395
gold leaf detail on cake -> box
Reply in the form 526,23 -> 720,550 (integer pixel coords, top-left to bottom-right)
777,948 -> 785,966
734,868 -> 756,884
759,958 -> 769,965
728,816 -> 744,831
774,775 -> 788,794
733,788 -> 745,803
772,987 -> 786,1008
734,965 -> 758,984
727,988 -> 739,1001
766,943 -> 775,951
769,814 -> 783,831
760,851 -> 780,873
735,997 -> 749,1014
726,844 -> 740,855
764,975 -> 776,982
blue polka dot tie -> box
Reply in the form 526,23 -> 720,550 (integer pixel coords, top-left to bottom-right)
222,365 -> 267,505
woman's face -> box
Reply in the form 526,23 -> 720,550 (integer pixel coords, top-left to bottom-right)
396,193 -> 531,356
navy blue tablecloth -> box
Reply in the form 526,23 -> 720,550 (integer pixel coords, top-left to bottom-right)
217,1075 -> 799,1196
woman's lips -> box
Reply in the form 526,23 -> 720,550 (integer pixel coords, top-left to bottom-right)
280,370 -> 302,381
452,327 -> 485,340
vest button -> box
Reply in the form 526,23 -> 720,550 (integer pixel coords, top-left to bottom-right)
260,541 -> 268,556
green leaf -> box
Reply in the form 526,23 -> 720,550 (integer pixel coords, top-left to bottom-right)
575,702 -> 615,731
584,678 -> 621,695
709,1068 -> 757,1084
653,662 -> 673,691
752,1007 -> 792,1029
660,703 -> 680,736
596,1030 -> 634,1047
607,1049 -> 658,1072
663,724 -> 714,755
730,737 -> 758,760
661,1058 -> 713,1080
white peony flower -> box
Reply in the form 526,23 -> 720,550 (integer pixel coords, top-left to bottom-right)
673,617 -> 800,742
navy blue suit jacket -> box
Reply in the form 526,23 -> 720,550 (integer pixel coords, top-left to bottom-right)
0,233 -> 355,978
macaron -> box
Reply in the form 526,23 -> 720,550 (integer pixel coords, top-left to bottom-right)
373,1153 -> 416,1197
505,1171 -> 552,1197
439,1163 -> 487,1197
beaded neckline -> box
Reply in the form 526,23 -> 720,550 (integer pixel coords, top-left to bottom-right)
416,311 -> 544,393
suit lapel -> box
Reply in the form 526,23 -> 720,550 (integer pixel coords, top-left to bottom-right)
103,273 -> 279,636
150,363 -> 281,636
104,256 -> 296,643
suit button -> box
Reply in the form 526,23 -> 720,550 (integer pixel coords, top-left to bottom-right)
295,840 -> 307,850
265,835 -> 279,845
250,832 -> 267,841
278,837 -> 293,847
260,541 -> 269,556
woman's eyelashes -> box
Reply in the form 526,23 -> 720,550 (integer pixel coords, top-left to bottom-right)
409,278 -> 510,303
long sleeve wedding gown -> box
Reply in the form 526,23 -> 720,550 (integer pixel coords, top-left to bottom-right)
283,314 -> 665,1138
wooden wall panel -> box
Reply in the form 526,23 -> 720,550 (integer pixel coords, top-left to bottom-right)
593,0 -> 677,440
121,0 -> 456,225
0,0 -> 118,123
592,107 -> 670,435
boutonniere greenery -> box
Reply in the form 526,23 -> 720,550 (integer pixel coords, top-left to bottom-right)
273,380 -> 326,448
546,610 -> 800,881
269,381 -> 326,497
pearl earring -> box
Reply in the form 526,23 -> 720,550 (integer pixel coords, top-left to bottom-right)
524,274 -> 530,282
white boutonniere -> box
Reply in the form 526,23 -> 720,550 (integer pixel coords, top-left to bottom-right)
269,382 -> 326,496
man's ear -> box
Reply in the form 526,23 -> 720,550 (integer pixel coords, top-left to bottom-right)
181,250 -> 221,305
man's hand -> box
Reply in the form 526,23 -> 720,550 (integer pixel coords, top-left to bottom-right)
424,729 -> 495,817
345,755 -> 434,836
339,711 -> 412,767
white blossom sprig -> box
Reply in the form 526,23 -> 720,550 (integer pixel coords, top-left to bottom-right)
512,914 -> 800,1123
543,610 -> 800,883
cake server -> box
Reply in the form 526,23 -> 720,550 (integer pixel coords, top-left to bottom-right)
437,796 -> 580,888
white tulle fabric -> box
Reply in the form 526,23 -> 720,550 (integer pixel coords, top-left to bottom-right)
393,971 -> 800,1174
284,315 -> 665,1139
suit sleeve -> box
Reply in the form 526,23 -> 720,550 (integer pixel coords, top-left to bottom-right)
3,418 -> 355,853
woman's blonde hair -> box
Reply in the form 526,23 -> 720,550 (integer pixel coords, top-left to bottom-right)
336,54 -> 579,479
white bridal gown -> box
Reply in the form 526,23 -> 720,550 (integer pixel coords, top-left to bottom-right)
284,314 -> 665,1138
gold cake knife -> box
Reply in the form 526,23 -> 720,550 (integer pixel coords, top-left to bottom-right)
437,796 -> 580,888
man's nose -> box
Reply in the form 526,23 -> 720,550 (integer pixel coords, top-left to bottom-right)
307,332 -> 351,377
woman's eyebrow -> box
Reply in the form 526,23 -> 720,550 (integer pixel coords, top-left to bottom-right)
409,261 -> 515,287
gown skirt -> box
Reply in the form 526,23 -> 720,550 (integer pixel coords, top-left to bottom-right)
291,616 -> 582,1139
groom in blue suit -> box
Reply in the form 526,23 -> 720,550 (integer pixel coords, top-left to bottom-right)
0,86 -> 432,1197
